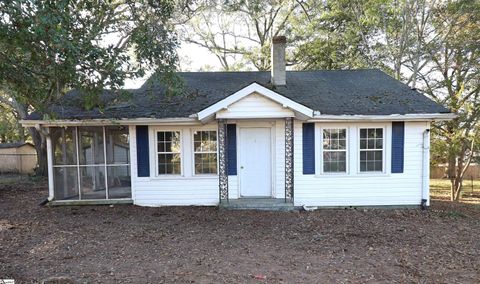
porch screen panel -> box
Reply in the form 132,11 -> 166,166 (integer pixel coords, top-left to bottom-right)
79,166 -> 106,200
106,126 -> 131,198
53,167 -> 79,200
51,127 -> 79,200
52,127 -> 77,165
78,127 -> 106,199
78,127 -> 105,165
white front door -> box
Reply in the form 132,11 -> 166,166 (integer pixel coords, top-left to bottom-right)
239,127 -> 272,197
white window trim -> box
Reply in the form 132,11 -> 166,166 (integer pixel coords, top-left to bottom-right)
319,127 -> 349,175
313,123 -> 391,178
315,123 -> 350,176
191,129 -> 219,176
357,126 -> 386,174
148,125 -> 220,180
153,129 -> 184,177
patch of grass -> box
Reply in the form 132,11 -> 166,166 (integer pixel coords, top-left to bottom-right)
431,178 -> 480,202
0,174 -> 27,185
0,174 -> 46,187
443,210 -> 467,218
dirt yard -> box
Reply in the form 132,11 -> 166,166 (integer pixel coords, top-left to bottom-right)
1,176 -> 480,283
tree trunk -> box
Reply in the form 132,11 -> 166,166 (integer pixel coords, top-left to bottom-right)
29,127 -> 48,176
17,121 -> 25,143
454,154 -> 465,201
447,155 -> 457,201
7,98 -> 48,177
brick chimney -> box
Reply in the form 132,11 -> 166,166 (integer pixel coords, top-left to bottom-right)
271,36 -> 286,86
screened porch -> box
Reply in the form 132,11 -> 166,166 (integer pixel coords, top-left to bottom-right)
49,126 -> 131,201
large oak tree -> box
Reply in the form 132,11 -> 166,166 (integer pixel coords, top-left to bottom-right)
0,0 -> 179,175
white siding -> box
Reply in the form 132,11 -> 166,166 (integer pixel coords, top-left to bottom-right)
130,119 -> 288,206
228,176 -> 238,198
294,121 -> 430,207
130,119 -> 430,207
216,92 -> 294,119
131,124 -> 219,206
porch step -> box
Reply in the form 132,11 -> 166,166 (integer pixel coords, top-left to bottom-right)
219,198 -> 295,211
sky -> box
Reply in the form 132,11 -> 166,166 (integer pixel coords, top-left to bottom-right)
123,42 -> 220,89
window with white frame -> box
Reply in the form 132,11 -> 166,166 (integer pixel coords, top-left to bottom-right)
359,128 -> 384,172
157,131 -> 181,175
322,128 -> 347,173
193,130 -> 218,174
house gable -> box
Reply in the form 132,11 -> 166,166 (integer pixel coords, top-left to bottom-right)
196,82 -> 313,122
216,92 -> 295,119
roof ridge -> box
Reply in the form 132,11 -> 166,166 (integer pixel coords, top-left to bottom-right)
175,69 -> 380,74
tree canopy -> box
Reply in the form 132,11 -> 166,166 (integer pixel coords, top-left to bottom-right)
0,0 -> 179,112
0,0 -> 180,175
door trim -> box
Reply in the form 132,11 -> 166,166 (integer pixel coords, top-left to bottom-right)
237,124 -> 276,198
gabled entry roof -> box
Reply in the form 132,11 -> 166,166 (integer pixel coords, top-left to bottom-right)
24,69 -> 451,121
196,83 -> 314,121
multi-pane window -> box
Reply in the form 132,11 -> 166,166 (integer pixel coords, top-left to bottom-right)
322,128 -> 347,173
193,130 -> 218,174
359,128 -> 384,172
157,131 -> 181,175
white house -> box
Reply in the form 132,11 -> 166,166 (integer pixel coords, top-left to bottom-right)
21,36 -> 454,209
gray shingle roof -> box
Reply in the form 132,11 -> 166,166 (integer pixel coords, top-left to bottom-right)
0,142 -> 34,149
27,69 -> 449,120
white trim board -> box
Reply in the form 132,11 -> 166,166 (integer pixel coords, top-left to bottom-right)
309,113 -> 456,122
20,117 -> 200,127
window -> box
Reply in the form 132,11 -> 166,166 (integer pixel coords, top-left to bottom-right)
157,131 -> 181,175
322,128 -> 347,173
359,128 -> 384,172
193,130 -> 218,174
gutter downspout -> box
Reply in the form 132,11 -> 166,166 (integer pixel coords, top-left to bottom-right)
421,127 -> 430,210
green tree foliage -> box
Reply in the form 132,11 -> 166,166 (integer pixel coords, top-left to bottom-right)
0,0 -> 179,175
0,101 -> 25,143
0,0 -> 178,111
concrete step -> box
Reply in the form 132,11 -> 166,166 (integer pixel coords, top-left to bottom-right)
219,198 -> 296,211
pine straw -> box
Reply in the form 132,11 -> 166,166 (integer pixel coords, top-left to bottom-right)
0,177 -> 479,283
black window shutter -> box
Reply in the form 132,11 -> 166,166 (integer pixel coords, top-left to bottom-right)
391,122 -> 405,173
136,125 -> 150,177
302,123 -> 315,174
227,124 -> 237,175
